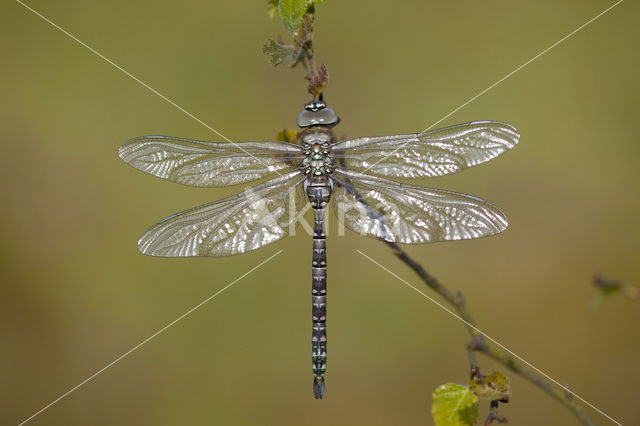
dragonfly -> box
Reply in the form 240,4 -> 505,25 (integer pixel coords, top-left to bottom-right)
119,99 -> 519,399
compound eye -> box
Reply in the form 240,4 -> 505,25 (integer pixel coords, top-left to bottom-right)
297,110 -> 315,128
315,107 -> 339,126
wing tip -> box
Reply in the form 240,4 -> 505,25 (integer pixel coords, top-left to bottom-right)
118,136 -> 149,163
119,135 -> 178,160
117,143 -> 130,162
466,120 -> 520,146
137,233 -> 154,256
493,122 -> 520,148
489,207 -> 509,235
136,238 -> 178,258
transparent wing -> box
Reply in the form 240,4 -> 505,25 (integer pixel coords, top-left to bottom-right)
138,171 -> 307,257
331,169 -> 508,244
119,135 -> 305,187
330,121 -> 519,179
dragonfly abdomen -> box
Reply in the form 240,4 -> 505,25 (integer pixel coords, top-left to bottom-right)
306,178 -> 331,399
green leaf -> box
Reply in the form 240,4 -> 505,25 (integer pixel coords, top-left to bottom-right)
267,0 -> 279,18
457,404 -> 479,425
469,371 -> 511,402
262,39 -> 299,66
279,0 -> 306,33
432,383 -> 479,426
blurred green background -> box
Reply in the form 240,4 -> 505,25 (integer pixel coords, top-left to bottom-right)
2,1 -> 639,425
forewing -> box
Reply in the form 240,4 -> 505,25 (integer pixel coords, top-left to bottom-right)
119,136 -> 305,187
330,121 -> 519,179
331,169 -> 508,244
138,171 -> 307,256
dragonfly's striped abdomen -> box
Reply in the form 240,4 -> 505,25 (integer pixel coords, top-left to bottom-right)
306,177 -> 331,399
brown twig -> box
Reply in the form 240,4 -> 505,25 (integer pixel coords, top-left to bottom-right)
383,240 -> 595,426
296,14 -> 327,98
484,400 -> 508,425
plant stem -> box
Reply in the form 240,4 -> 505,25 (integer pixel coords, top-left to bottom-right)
307,52 -> 316,76
484,400 -> 508,425
382,239 -> 595,426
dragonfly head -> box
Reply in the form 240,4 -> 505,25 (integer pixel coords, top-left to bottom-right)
297,100 -> 340,128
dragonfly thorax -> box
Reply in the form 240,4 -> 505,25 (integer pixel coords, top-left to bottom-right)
299,126 -> 335,176
302,140 -> 334,176
310,145 -> 327,176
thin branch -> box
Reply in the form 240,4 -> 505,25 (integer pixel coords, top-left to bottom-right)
484,400 -> 508,425
383,239 -> 595,426
297,14 -> 327,98
466,339 -> 481,380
